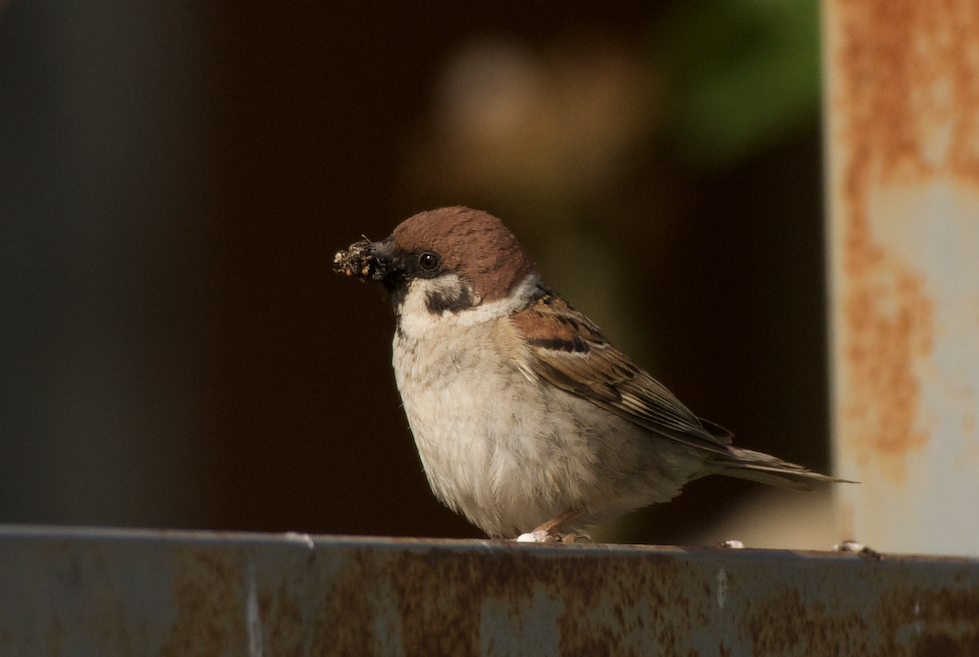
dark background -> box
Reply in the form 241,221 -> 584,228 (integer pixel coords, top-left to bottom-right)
0,0 -> 828,543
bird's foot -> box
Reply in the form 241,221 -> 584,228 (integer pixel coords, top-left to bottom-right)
834,540 -> 881,560
515,508 -> 587,543
515,530 -> 593,543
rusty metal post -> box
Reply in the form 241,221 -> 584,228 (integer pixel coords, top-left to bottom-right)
823,0 -> 979,555
0,527 -> 977,655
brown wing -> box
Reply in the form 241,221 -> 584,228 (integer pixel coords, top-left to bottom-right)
509,290 -> 733,455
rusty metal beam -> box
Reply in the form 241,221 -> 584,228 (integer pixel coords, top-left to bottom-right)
823,0 -> 979,554
0,526 -> 976,655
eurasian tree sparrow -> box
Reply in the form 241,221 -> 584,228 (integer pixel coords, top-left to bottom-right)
335,207 -> 844,542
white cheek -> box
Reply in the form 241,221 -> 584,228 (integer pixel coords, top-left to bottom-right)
397,273 -> 542,341
397,274 -> 468,338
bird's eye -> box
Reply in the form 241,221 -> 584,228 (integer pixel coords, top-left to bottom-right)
418,252 -> 441,272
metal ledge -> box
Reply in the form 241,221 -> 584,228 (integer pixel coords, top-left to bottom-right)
0,525 -> 976,656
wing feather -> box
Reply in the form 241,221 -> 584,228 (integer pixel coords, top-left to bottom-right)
509,290 -> 733,455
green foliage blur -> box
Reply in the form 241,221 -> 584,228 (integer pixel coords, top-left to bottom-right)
657,0 -> 821,166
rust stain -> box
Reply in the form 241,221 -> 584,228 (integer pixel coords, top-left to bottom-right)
307,541 -> 709,656
161,549 -> 247,657
837,0 -> 979,187
875,584 -> 979,657
46,613 -> 64,657
746,589 -> 870,655
4,529 -> 979,655
830,0 -> 979,482
300,541 -> 979,655
840,220 -> 934,483
264,581 -> 306,657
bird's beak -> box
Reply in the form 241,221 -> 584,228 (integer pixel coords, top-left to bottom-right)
333,235 -> 399,282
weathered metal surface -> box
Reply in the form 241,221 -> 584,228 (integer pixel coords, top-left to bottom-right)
0,526 -> 977,656
823,0 -> 979,555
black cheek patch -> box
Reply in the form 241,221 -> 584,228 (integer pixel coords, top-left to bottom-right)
425,286 -> 475,315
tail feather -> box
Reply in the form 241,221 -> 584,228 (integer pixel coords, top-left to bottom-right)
710,448 -> 854,491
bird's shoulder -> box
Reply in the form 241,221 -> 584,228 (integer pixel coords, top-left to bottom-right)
507,286 -> 733,453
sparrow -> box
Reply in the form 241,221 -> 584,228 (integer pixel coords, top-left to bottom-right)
334,206 -> 845,542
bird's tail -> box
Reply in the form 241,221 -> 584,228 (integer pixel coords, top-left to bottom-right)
708,447 -> 853,491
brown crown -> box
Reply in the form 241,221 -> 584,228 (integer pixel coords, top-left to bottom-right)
392,207 -> 538,301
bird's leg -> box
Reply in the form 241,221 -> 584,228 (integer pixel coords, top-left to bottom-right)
515,508 -> 588,543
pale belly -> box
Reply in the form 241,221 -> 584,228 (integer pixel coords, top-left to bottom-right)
391,322 -> 700,537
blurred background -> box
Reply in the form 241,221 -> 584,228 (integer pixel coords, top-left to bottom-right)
0,0 -> 834,546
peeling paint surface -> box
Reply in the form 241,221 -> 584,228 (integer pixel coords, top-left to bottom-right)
824,0 -> 979,554
0,527 -> 977,656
